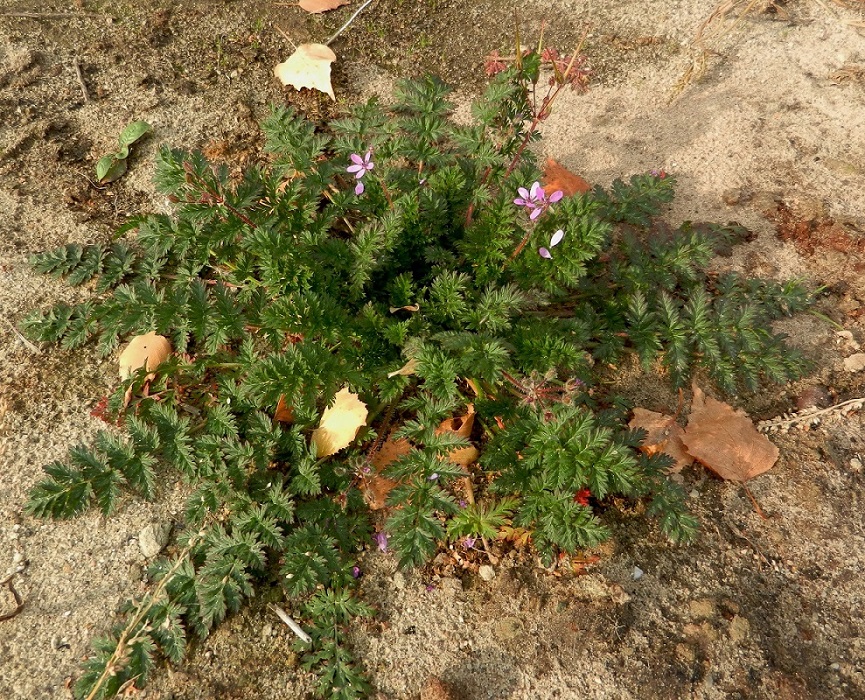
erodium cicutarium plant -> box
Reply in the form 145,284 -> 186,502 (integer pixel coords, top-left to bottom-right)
20,43 -> 812,700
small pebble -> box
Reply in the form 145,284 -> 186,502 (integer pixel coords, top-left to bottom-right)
722,188 -> 750,205
138,522 -> 172,558
843,354 -> 865,373
632,566 -> 644,581
478,564 -> 495,581
830,662 -> 841,671
849,458 -> 862,472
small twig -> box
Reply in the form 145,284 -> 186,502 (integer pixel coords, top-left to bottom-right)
6,319 -> 41,354
725,517 -> 771,568
83,537 -> 201,700
0,574 -> 24,622
72,58 -> 89,103
0,12 -> 103,19
758,396 -> 865,432
325,0 -> 377,46
270,604 -> 312,643
274,24 -> 297,50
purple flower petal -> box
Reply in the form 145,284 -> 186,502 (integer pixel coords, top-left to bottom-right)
529,181 -> 543,200
351,566 -> 361,579
539,247 -> 552,259
427,472 -> 439,481
530,207 -> 543,220
365,161 -> 374,171
517,187 -> 530,200
350,153 -> 364,166
355,181 -> 365,195
375,532 -> 389,552
550,229 -> 564,247
346,164 -> 363,174
549,190 -> 564,203
514,197 -> 527,206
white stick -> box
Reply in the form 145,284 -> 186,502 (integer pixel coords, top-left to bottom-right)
270,604 -> 312,644
6,320 -> 41,354
325,0 -> 377,46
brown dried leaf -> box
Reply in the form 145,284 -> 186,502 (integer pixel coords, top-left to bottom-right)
274,395 -> 295,423
435,404 -> 479,468
363,435 -> 412,510
542,158 -> 592,197
118,332 -> 171,379
312,387 -> 368,457
629,407 -> 692,472
274,43 -> 337,100
298,0 -> 349,13
682,384 -> 778,481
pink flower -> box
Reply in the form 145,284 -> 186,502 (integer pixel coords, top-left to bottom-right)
347,150 -> 374,195
539,229 -> 565,259
514,181 -> 563,220
375,531 -> 389,552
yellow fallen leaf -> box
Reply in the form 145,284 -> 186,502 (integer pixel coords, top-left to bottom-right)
297,0 -> 350,12
312,387 -> 368,457
274,43 -> 337,101
118,332 -> 171,379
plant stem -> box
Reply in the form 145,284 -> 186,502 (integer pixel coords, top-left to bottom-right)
83,536 -> 202,700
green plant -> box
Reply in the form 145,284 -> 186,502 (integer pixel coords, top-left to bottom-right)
95,120 -> 151,184
21,51 -> 811,699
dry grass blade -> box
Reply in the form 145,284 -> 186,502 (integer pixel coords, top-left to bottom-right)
672,0 -> 772,99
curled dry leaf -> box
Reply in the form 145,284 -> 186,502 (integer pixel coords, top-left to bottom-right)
682,384 -> 778,482
274,395 -> 295,423
312,387 -> 368,458
628,407 -> 692,472
542,158 -> 592,197
274,43 -> 337,101
435,404 -> 479,468
118,332 -> 171,379
298,0 -> 350,12
387,357 -> 418,379
363,434 -> 412,510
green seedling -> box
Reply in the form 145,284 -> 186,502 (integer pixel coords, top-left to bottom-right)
95,120 -> 152,184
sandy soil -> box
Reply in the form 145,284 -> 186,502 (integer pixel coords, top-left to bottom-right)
2,1 -> 865,699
